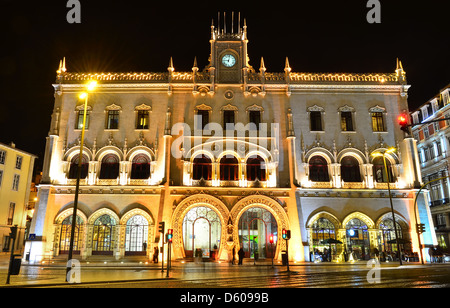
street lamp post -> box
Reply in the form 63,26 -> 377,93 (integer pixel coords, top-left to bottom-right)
372,148 -> 403,265
66,81 -> 97,282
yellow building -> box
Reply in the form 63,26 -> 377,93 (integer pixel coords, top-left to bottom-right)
0,142 -> 37,253
28,16 -> 437,263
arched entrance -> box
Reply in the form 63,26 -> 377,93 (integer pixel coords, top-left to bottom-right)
171,194 -> 230,261
92,214 -> 116,255
59,215 -> 84,254
345,218 -> 370,260
182,206 -> 221,259
231,195 -> 291,262
125,215 -> 149,255
238,207 -> 277,259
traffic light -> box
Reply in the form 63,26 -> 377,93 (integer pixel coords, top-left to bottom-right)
167,229 -> 173,243
398,114 -> 409,133
417,223 -> 426,234
158,221 -> 165,234
282,229 -> 291,240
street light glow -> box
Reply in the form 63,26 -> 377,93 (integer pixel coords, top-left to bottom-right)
87,80 -> 97,91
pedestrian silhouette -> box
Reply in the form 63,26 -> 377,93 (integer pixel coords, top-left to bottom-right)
238,247 -> 245,265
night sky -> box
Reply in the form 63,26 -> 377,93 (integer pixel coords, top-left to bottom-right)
1,0 -> 449,174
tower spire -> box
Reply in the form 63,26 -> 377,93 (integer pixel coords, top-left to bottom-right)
395,57 -> 406,83
168,57 -> 174,72
192,57 -> 198,71
260,57 -> 266,72
243,18 -> 247,40
285,57 -> 291,72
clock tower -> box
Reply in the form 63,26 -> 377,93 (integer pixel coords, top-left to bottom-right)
209,12 -> 250,84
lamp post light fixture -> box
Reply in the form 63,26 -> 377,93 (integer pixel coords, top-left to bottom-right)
372,147 -> 403,265
66,80 -> 97,282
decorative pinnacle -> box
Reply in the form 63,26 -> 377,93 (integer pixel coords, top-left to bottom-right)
285,57 -> 291,72
168,57 -> 174,72
260,57 -> 266,72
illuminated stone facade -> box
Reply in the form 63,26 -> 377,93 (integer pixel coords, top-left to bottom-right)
27,17 -> 437,263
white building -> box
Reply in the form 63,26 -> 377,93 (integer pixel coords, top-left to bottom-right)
27,16 -> 436,263
411,84 -> 450,252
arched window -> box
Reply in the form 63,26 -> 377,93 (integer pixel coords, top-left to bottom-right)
99,154 -> 120,179
345,218 -> 370,260
311,218 -> 336,246
68,154 -> 89,179
341,156 -> 361,182
131,154 -> 150,179
309,156 -> 329,182
59,215 -> 84,254
379,218 -> 404,253
220,156 -> 239,181
310,217 -> 337,261
125,215 -> 149,255
192,155 -> 212,181
246,156 -> 266,181
92,214 -> 116,255
372,157 -> 395,183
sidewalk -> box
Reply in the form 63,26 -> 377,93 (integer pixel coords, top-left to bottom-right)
0,253 -> 445,288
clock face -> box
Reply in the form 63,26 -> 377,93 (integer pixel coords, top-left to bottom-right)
222,54 -> 236,68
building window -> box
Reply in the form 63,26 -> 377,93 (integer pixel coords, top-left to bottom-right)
309,156 -> 330,182
99,154 -> 120,179
340,111 -> 354,131
7,202 -> 15,225
12,174 -> 20,191
0,170 -> 3,187
246,155 -> 266,181
59,215 -> 84,253
429,146 -> 435,160
436,213 -> 447,227
106,110 -> 120,129
68,154 -> 89,179
310,111 -> 323,131
125,215 -> 149,255
15,156 -> 22,169
310,218 -> 336,259
346,218 -> 370,260
196,109 -> 210,130
92,214 -> 116,254
0,150 -> 5,164
371,112 -> 385,132
372,157 -> 395,183
249,110 -> 261,130
436,142 -> 442,157
340,156 -> 361,182
223,110 -> 235,129
130,154 -> 151,179
192,155 -> 212,181
424,147 -> 430,161
136,110 -> 149,129
76,110 -> 90,130
219,156 -> 239,181
379,218 -> 404,254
